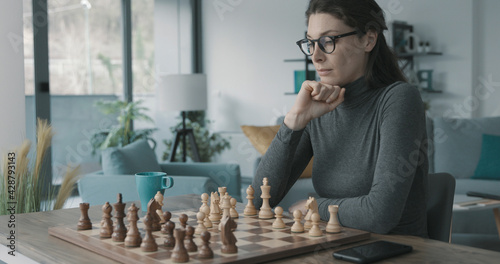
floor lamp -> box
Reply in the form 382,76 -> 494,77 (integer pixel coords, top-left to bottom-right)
158,74 -> 207,162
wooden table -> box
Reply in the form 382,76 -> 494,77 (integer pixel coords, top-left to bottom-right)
454,194 -> 500,237
2,194 -> 500,263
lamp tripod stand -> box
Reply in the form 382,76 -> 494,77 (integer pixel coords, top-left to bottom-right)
169,111 -> 201,162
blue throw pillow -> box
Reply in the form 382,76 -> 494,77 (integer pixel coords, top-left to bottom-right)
101,140 -> 161,175
472,134 -> 500,180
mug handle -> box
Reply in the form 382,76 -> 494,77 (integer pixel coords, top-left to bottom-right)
162,176 -> 174,189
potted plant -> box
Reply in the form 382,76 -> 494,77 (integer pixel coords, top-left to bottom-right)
0,119 -> 80,214
90,100 -> 157,156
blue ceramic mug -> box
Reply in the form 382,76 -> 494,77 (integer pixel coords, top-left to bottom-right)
135,172 -> 174,211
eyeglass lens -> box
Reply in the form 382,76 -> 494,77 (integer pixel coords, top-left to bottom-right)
301,36 -> 335,55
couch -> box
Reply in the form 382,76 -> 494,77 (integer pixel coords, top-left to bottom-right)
77,140 -> 242,207
248,115 -> 500,241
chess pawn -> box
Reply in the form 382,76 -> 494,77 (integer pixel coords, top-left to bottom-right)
141,212 -> 158,252
272,206 -> 286,229
308,213 -> 322,237
258,177 -> 274,219
199,193 -> 210,214
171,228 -> 189,263
154,191 -> 166,223
291,210 -> 304,233
326,205 -> 342,233
202,205 -> 213,228
161,211 -> 172,234
243,185 -> 257,216
194,211 -> 207,235
179,213 -> 188,229
77,203 -> 92,230
230,197 -> 239,218
184,225 -> 198,252
163,221 -> 176,248
124,203 -> 142,247
99,202 -> 113,238
197,231 -> 214,259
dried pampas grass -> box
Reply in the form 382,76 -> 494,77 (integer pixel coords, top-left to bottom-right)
0,118 -> 80,215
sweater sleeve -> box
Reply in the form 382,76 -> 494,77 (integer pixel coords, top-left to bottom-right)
316,85 -> 428,234
251,123 -> 314,209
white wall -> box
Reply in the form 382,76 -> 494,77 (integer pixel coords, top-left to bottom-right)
203,0 -> 500,131
203,0 -> 310,131
0,1 -> 25,156
473,0 -> 500,117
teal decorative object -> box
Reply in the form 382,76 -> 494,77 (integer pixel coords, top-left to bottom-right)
294,70 -> 316,94
472,134 -> 500,180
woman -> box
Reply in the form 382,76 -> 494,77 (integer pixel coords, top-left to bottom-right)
251,0 -> 428,238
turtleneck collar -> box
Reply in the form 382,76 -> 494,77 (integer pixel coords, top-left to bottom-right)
338,76 -> 374,109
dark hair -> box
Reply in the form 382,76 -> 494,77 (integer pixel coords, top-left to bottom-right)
306,0 -> 406,89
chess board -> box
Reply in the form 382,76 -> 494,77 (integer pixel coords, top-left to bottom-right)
49,209 -> 370,264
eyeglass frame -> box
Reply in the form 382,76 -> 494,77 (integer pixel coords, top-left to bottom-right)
296,31 -> 359,56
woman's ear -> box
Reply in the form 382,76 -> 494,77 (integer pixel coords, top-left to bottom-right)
365,30 -> 378,52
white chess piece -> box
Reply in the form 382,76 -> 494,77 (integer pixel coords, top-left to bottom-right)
308,213 -> 322,237
259,178 -> 274,219
154,191 -> 165,223
272,206 -> 286,229
291,210 -> 304,233
326,205 -> 341,233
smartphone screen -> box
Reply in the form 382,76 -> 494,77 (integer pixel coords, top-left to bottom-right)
332,240 -> 413,264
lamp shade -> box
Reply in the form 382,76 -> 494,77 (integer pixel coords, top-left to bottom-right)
157,74 -> 207,111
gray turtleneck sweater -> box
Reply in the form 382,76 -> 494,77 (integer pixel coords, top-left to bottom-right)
251,77 -> 429,238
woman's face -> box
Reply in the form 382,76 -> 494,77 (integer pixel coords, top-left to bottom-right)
307,13 -> 372,87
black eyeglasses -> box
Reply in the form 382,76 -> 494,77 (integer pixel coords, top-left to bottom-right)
296,31 -> 358,56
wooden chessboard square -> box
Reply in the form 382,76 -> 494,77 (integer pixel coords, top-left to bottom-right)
232,230 -> 259,239
258,239 -> 293,248
278,234 -> 311,243
259,231 -> 295,239
240,227 -> 274,234
239,243 -> 273,252
145,250 -> 171,260
239,234 -> 274,243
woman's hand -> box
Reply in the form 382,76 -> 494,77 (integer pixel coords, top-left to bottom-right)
284,81 -> 345,130
288,199 -> 308,215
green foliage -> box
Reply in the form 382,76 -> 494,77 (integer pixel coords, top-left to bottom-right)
162,111 -> 230,162
90,100 -> 157,155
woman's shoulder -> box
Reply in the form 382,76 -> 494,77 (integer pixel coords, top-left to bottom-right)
377,81 -> 424,111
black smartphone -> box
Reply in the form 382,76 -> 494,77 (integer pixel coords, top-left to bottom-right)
332,240 -> 413,264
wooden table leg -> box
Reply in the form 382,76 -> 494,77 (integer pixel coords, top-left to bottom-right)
493,208 -> 500,238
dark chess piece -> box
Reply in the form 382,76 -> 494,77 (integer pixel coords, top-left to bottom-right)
77,203 -> 92,230
124,203 -> 142,247
171,228 -> 189,263
140,211 -> 158,252
179,213 -> 188,229
197,231 -> 214,259
163,221 -> 176,248
99,202 -> 113,238
147,198 -> 162,231
220,215 -> 238,254
112,193 -> 127,242
184,225 -> 197,252
161,211 -> 172,234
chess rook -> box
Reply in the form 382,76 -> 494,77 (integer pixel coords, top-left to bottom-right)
326,205 -> 342,233
171,228 -> 189,263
